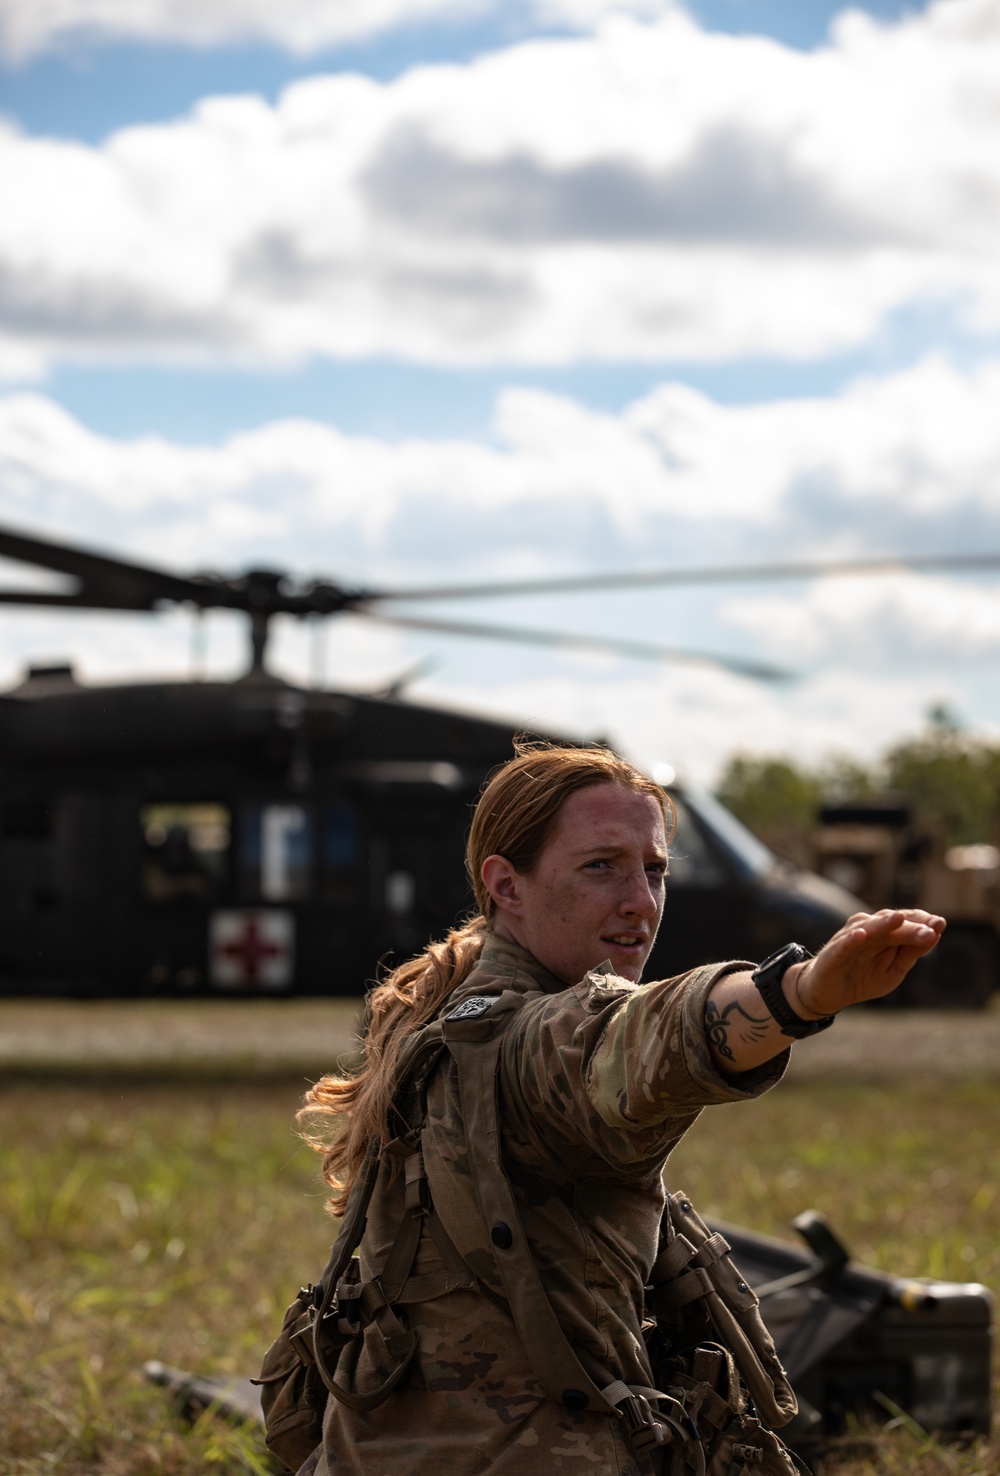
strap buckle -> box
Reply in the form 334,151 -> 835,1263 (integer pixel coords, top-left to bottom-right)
618,1393 -> 670,1457
335,1279 -> 363,1337
287,1307 -> 318,1366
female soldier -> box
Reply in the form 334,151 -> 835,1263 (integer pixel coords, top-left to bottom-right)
293,743 -> 944,1475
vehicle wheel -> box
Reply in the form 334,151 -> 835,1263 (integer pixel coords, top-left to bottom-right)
902,928 -> 996,1010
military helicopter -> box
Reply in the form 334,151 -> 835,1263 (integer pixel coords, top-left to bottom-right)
0,520 -> 996,998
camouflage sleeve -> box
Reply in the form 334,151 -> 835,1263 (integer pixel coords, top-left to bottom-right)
503,962 -> 788,1173
584,962 -> 789,1126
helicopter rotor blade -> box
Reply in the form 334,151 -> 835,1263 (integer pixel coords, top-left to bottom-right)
0,524 -> 225,610
3,521 -> 997,682
370,551 -> 1000,603
361,610 -> 792,682
4,520 -> 998,612
0,523 -> 375,618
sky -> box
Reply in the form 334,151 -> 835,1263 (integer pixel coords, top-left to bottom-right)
2,0 -> 1000,786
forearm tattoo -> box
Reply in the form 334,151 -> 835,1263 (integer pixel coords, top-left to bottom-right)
705,997 -> 772,1063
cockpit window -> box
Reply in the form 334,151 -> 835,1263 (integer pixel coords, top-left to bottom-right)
683,787 -> 776,879
666,795 -> 726,887
141,803 -> 230,902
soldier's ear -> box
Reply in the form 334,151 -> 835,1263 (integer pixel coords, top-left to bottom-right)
481,854 -> 525,919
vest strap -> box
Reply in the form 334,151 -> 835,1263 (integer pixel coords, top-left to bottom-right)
442,1000 -> 618,1417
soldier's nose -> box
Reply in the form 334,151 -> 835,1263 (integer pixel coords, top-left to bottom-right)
620,878 -> 658,918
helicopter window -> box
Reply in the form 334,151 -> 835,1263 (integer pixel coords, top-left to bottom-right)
323,803 -> 361,868
141,803 -> 231,903
240,804 -> 313,902
320,802 -> 362,905
666,796 -> 727,887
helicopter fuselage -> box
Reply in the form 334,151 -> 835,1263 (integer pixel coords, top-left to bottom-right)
0,667 -> 858,996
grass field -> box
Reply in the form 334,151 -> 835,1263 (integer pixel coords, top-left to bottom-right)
1,1006 -> 998,1475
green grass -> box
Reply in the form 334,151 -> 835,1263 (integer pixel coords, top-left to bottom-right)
0,1080 -> 325,1476
669,1079 -> 1000,1286
1,1077 -> 997,1475
670,1082 -> 1000,1476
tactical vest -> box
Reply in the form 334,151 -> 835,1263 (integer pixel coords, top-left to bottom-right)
257,988 -> 806,1476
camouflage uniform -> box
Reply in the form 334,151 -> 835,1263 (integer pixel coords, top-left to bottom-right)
302,932 -> 787,1476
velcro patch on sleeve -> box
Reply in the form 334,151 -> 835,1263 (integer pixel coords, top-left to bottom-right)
445,995 -> 500,1021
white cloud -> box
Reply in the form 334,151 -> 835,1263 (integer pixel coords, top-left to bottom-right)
627,355 -> 1000,520
0,0 -> 678,62
0,0 -> 486,63
725,573 -> 1000,669
3,2 -> 1000,372
3,354 -> 1000,568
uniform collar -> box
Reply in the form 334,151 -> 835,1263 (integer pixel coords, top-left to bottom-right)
472,930 -> 568,996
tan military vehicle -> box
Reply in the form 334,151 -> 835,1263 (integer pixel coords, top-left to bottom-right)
809,800 -> 1000,1008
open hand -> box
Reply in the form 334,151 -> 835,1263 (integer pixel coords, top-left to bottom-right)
789,909 -> 946,1019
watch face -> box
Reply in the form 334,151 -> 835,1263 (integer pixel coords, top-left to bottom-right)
761,942 -> 808,973
752,943 -> 830,1037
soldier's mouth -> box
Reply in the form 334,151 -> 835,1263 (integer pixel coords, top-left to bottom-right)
603,934 -> 646,950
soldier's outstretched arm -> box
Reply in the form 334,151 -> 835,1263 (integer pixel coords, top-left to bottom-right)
704,908 -> 946,1077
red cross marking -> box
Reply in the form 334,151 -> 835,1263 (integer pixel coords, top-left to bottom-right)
218,916 -> 283,983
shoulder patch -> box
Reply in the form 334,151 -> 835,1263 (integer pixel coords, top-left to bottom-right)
445,994 -> 500,1021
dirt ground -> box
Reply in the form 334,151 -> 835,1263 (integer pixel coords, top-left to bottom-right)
1,995 -> 998,1080
0,996 -> 363,1078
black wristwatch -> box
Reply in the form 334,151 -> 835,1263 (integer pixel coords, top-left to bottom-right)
751,943 -> 835,1039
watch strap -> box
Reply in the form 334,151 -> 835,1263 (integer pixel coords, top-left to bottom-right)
751,943 -> 835,1039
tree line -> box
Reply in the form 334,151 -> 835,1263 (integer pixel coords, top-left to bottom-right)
715,706 -> 1000,848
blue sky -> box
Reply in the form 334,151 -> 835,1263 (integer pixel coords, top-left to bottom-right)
2,0 -> 999,783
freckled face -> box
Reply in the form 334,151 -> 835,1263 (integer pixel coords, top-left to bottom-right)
489,783 -> 668,985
